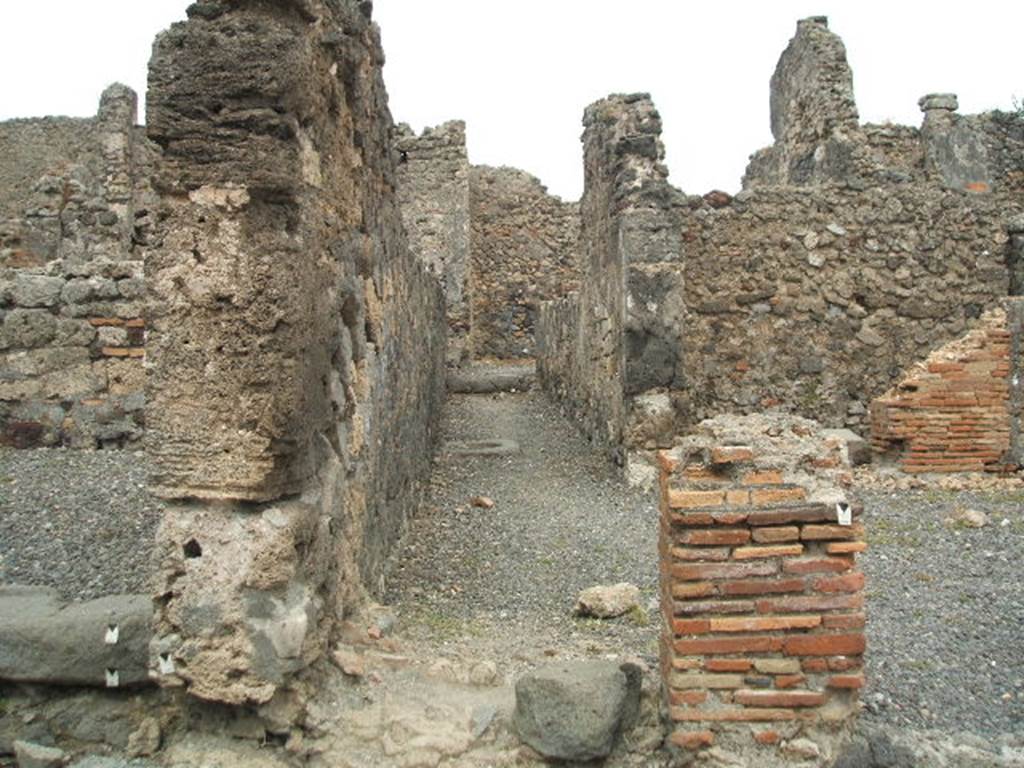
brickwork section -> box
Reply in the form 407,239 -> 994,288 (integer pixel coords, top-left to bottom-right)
0,85 -> 155,447
659,414 -> 864,756
871,302 -> 1019,473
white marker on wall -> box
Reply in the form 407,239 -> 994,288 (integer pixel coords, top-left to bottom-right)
836,501 -> 852,526
105,623 -> 119,645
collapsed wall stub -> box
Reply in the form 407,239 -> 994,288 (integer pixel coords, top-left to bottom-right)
145,0 -> 445,705
745,18 -> 1015,196
746,17 -> 862,188
395,121 -> 471,360
659,415 -> 865,761
0,85 -> 153,448
538,94 -> 687,455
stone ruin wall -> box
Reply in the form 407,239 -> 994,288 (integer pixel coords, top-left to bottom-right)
396,125 -> 581,362
539,17 -> 1024,465
683,18 -> 1024,436
659,415 -> 866,761
395,121 -> 470,360
468,165 -> 580,360
0,86 -> 156,449
538,94 -> 686,457
679,183 -> 1017,433
143,0 -> 445,705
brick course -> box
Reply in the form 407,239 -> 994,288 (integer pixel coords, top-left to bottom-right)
659,414 -> 865,754
871,303 -> 1018,473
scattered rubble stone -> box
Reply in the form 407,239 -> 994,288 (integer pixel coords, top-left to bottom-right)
513,660 -> 641,762
13,741 -> 65,768
574,583 -> 641,619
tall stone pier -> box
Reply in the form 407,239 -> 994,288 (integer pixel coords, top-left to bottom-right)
144,0 -> 445,705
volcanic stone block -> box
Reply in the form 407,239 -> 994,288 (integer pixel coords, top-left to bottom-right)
0,586 -> 151,687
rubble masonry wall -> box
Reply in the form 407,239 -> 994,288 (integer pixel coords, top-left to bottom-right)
468,165 -> 580,360
537,94 -> 687,455
144,0 -> 445,705
0,86 -> 156,448
395,121 -> 470,358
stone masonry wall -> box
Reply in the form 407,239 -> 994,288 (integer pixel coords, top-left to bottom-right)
145,0 -> 445,706
659,414 -> 865,762
871,301 -> 1023,473
680,184 -> 1018,433
468,165 -> 579,359
684,17 -> 1023,435
538,94 -> 687,456
0,85 -> 155,448
395,121 -> 469,358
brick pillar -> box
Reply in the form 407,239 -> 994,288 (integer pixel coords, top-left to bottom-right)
658,415 -> 865,757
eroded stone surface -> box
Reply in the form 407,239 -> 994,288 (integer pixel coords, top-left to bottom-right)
145,0 -> 446,705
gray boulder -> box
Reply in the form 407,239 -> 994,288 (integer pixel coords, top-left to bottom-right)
513,660 -> 641,762
13,741 -> 65,768
0,586 -> 152,687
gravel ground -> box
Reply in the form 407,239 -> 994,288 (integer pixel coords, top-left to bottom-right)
859,487 -> 1024,736
0,447 -> 160,601
2,394 -> 1022,744
385,391 -> 662,661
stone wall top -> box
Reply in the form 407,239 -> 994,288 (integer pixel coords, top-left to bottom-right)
769,17 -> 859,146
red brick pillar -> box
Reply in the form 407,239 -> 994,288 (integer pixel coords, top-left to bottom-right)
658,416 -> 865,756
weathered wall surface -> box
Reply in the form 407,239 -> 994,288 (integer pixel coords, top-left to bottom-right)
0,86 -> 154,448
395,121 -> 469,357
744,17 -> 863,189
538,94 -> 688,456
145,0 -> 445,705
688,19 -> 1024,433
659,415 -> 865,761
745,18 -> 1024,198
539,18 -> 1024,467
468,165 -> 579,359
680,185 -> 1018,432
871,302 -> 1022,473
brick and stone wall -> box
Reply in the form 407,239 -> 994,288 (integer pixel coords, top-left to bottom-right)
395,121 -> 470,358
871,300 -> 1024,473
145,0 -> 445,706
468,165 -> 579,360
537,94 -> 688,455
0,85 -> 156,448
658,414 -> 865,761
685,18 -> 1023,434
679,184 -> 1018,433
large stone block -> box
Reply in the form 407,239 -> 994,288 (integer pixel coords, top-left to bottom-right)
0,586 -> 151,687
513,661 -> 641,762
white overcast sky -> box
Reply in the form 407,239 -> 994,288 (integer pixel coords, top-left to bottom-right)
1,1 -> 1020,200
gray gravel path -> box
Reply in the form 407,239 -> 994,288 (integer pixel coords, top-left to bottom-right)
859,488 -> 1024,737
0,447 -> 160,601
2,395 -> 1022,744
386,391 -> 661,659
